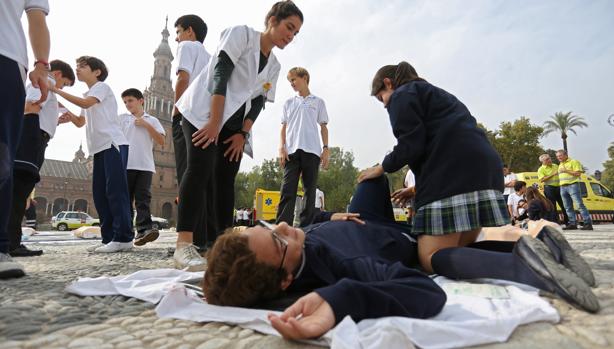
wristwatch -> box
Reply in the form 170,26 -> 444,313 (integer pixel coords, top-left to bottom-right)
238,130 -> 250,140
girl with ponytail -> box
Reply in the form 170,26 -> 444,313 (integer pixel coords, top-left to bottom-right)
358,62 -> 598,313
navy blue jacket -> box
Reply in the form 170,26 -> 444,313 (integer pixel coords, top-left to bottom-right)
381,80 -> 504,209
286,219 -> 446,324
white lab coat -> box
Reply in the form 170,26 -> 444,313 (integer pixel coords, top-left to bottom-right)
176,25 -> 281,158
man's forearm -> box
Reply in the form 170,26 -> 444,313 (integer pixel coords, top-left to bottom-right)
56,90 -> 97,109
320,124 -> 328,146
27,10 -> 50,64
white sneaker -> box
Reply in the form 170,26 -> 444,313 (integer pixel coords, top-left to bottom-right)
0,252 -> 25,279
94,241 -> 133,253
173,244 -> 207,271
87,243 -> 106,252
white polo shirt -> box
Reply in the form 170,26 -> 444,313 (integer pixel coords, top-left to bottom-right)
504,173 -> 517,195
315,188 -> 325,209
282,95 -> 329,157
404,170 -> 415,188
177,25 -> 281,158
0,0 -> 49,70
176,41 -> 211,84
121,113 -> 165,173
25,76 -> 59,138
84,81 -> 128,155
507,192 -> 524,217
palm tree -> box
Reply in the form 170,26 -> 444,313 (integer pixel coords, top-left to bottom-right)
543,111 -> 588,153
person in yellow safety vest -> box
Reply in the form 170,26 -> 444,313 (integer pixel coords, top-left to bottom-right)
556,150 -> 593,230
537,154 -> 569,225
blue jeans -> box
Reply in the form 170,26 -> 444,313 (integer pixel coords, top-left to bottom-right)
560,182 -> 592,225
93,145 -> 133,243
0,55 -> 25,253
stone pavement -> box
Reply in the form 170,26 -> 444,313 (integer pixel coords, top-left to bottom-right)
1,225 -> 613,349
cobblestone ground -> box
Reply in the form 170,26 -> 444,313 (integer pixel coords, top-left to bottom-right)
1,225 -> 613,349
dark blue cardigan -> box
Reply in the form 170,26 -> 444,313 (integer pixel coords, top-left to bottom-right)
382,80 -> 504,209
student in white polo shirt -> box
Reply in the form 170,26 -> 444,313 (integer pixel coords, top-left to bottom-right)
172,14 -> 210,189
0,0 -> 50,279
7,60 -> 75,258
173,1 -> 304,271
276,67 -> 329,226
53,56 -> 133,253
121,88 -> 165,246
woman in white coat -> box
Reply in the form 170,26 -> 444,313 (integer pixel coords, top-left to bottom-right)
174,0 -> 304,271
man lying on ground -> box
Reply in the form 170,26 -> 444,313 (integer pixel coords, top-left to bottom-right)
203,176 -> 598,340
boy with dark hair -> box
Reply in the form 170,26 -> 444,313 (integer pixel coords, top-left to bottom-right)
172,14 -> 211,251
508,180 -> 527,222
53,56 -> 133,253
7,59 -> 75,257
276,67 -> 329,227
120,88 -> 165,246
205,176 -> 598,340
172,14 -> 210,189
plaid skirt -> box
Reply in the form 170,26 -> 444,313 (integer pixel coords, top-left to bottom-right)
412,190 -> 509,236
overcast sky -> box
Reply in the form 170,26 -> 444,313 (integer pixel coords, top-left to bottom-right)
29,0 -> 614,173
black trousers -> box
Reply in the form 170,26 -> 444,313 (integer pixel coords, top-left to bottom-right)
7,114 -> 49,250
544,185 -> 569,225
127,170 -> 153,233
177,120 -> 217,248
172,114 -> 188,188
276,149 -> 320,227
213,127 -> 242,234
0,55 -> 26,254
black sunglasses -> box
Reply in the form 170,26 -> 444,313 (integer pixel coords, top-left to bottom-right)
257,220 -> 288,272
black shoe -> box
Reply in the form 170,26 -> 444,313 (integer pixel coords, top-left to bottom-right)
134,229 -> 160,246
580,224 -> 594,231
563,224 -> 578,230
515,236 -> 599,313
9,245 -> 43,257
539,226 -> 595,287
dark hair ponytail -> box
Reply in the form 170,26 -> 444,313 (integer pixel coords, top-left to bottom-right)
265,1 -> 304,28
371,61 -> 424,96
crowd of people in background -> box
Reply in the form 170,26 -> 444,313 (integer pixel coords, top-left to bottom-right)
505,149 -> 593,231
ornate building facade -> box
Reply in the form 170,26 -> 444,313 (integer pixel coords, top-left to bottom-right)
36,20 -> 179,224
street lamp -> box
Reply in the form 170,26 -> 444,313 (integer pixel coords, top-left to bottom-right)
63,180 -> 68,211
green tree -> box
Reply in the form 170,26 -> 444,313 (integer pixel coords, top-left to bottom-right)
543,111 -> 588,153
601,142 -> 614,191
258,158 -> 284,191
318,147 -> 359,212
484,117 -> 546,172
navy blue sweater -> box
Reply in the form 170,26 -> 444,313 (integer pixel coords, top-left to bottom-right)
382,81 -> 504,209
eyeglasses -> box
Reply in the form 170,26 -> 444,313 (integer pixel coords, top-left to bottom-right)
257,220 -> 288,272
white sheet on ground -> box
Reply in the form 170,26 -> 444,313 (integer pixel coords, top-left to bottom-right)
65,269 -> 559,349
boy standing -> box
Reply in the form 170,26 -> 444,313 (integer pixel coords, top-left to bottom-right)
53,56 -> 133,253
172,15 -> 210,188
8,59 -> 75,257
172,14 -> 211,250
121,88 -> 166,246
276,67 -> 329,226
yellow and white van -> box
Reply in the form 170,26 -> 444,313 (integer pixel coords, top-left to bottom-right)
516,172 -> 614,223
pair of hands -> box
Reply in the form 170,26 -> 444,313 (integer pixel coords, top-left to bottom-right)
391,187 -> 416,207
192,120 -> 246,162
269,292 -> 335,340
279,148 -> 330,169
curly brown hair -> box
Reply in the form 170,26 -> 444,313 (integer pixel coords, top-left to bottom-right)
203,228 -> 287,306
